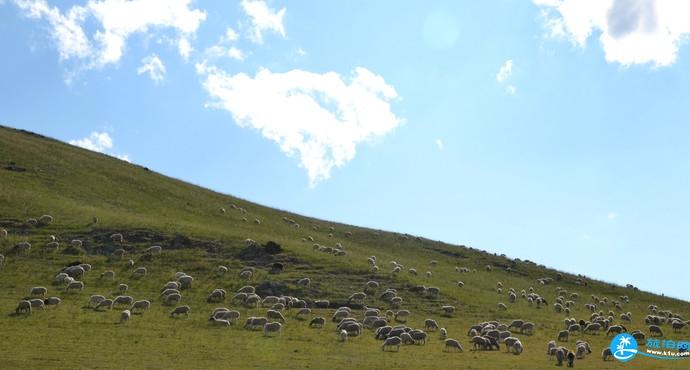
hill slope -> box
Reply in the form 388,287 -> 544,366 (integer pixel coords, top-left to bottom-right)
0,125 -> 688,369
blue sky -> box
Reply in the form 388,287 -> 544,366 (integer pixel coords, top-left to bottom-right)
2,0 -> 690,300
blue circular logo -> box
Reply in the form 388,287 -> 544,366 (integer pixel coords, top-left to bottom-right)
611,333 -> 638,362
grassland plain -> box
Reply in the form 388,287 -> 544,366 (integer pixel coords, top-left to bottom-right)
0,125 -> 688,369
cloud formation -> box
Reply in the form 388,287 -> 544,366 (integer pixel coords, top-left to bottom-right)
198,65 -> 403,186
534,0 -> 690,67
496,59 -> 516,94
14,0 -> 206,69
137,54 -> 166,81
240,0 -> 286,43
69,131 -> 130,161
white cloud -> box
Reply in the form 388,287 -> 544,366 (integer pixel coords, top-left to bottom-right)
240,0 -> 286,43
14,0 -> 92,60
435,139 -> 444,151
296,47 -> 306,56
222,27 -> 239,43
227,46 -> 245,61
608,212 -> 619,220
534,0 -> 690,67
198,66 -> 403,186
506,85 -> 517,95
496,59 -> 513,83
69,131 -> 130,161
70,131 -> 112,152
178,37 -> 192,60
14,0 -> 206,68
137,54 -> 166,81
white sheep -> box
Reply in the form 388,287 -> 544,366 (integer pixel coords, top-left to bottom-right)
119,284 -> 129,294
145,245 -> 162,255
113,295 -> 134,307
170,305 -> 191,317
177,275 -> 193,289
339,329 -> 348,342
89,295 -> 106,307
16,300 -> 32,314
217,265 -> 228,274
130,300 -> 151,313
263,322 -> 282,336
120,310 -> 131,324
382,336 -> 402,351
44,296 -> 61,306
239,270 -> 253,280
444,338 -> 463,352
131,267 -> 147,278
30,286 -> 48,297
65,281 -> 85,292
297,278 -> 311,287
497,303 -> 508,311
165,293 -> 182,305
95,299 -> 114,310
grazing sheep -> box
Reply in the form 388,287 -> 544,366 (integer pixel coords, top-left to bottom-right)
508,320 -> 524,330
207,289 -> 226,303
217,265 -> 228,275
395,310 -> 410,323
425,319 -> 439,331
14,241 -> 31,255
119,309 -> 131,324
44,241 -> 59,253
44,296 -> 61,306
649,325 -> 663,337
177,275 -> 193,289
126,259 -> 134,268
30,286 -> 48,297
558,330 -> 569,342
382,336 -> 402,352
512,340 -> 524,355
568,324 -> 581,335
239,270 -> 253,280
441,305 -> 455,317
65,281 -> 85,292
113,296 -> 134,307
89,295 -> 106,307
162,282 -> 181,291
145,245 -> 162,255
16,300 -> 32,314
0,228 -> 7,238
520,322 -> 535,335
297,278 -> 311,287
497,303 -> 508,311
602,347 -> 613,361
263,322 -> 282,336
130,300 -> 151,313
440,328 -> 448,340
170,305 -> 191,317
410,330 -> 428,345
95,299 -> 114,311
444,338 -> 464,352
314,299 -> 331,308
567,351 -> 575,367
267,309 -> 286,322
295,308 -> 312,320
100,270 -> 115,280
309,317 -> 325,328
672,321 -> 686,332
547,340 -> 556,356
347,292 -> 366,304
165,293 -> 182,305
131,267 -> 147,278
209,317 -> 231,327
339,329 -> 348,342
119,284 -> 129,294
584,323 -> 601,334
606,325 -> 626,336
213,310 -> 240,322
110,233 -> 124,244
237,285 -> 255,294
556,348 -> 566,366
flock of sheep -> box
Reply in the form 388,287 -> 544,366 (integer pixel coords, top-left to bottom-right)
1,210 -> 689,368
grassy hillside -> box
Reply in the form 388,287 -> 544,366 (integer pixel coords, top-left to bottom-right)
0,125 -> 688,369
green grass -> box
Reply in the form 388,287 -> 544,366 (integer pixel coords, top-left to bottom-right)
0,125 -> 688,369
